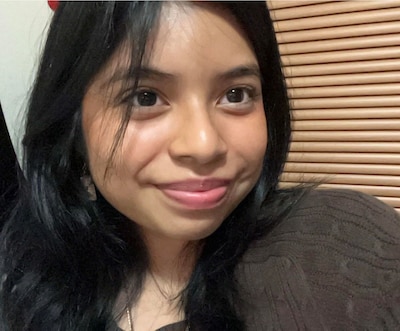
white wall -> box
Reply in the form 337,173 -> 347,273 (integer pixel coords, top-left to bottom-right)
0,1 -> 52,156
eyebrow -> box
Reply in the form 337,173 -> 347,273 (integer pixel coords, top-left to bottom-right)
216,64 -> 261,82
104,63 -> 261,87
104,67 -> 175,87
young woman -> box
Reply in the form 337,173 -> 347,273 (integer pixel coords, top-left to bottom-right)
1,2 -> 400,330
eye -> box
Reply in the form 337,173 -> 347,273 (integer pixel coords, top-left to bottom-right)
219,87 -> 255,104
117,88 -> 169,120
218,86 -> 259,111
226,88 -> 248,103
133,90 -> 164,107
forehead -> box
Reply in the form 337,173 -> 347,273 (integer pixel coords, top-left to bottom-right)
91,2 -> 258,89
147,2 -> 257,68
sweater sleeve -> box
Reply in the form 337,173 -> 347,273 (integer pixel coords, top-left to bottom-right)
237,189 -> 400,330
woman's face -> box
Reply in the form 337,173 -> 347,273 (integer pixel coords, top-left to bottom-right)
82,3 -> 267,244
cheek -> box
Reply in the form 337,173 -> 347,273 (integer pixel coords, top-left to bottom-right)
81,94 -> 126,183
223,108 -> 267,167
117,119 -> 172,170
252,118 -> 268,164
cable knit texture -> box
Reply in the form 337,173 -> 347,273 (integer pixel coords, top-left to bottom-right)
118,189 -> 400,330
236,189 -> 400,330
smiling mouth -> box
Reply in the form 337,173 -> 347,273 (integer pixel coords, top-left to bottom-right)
157,179 -> 230,210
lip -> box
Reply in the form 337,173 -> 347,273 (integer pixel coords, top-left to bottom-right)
157,178 -> 230,210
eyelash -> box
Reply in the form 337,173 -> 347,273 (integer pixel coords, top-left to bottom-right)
118,88 -> 164,107
218,86 -> 258,106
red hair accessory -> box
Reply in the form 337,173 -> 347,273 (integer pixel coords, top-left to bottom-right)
48,0 -> 60,11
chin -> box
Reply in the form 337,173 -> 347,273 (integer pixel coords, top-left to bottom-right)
172,221 -> 225,242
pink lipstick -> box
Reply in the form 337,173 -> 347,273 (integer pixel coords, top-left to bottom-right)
157,179 -> 230,210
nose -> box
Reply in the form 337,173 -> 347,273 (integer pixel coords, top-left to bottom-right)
168,103 -> 227,165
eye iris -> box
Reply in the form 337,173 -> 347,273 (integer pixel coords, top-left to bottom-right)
137,91 -> 157,106
227,88 -> 244,103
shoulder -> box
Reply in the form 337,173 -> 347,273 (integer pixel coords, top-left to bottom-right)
281,189 -> 400,264
287,188 -> 399,228
246,188 -> 400,258
237,189 -> 400,329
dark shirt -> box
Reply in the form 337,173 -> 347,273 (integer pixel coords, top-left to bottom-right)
117,189 -> 400,330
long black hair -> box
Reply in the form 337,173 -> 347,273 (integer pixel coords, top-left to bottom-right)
0,2 -> 299,330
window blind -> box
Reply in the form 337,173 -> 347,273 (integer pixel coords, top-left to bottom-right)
267,0 -> 400,212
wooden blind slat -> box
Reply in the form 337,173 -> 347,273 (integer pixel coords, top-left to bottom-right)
292,119 -> 400,131
273,8 -> 400,32
292,131 -> 400,142
289,84 -> 400,98
288,72 -> 400,88
281,172 -> 400,187
292,96 -> 400,109
284,162 -> 400,176
287,152 -> 400,164
268,1 -> 335,10
284,59 -> 400,77
280,34 -> 400,55
378,197 -> 400,208
292,108 -> 400,120
276,21 -> 400,44
280,182 -> 400,198
270,1 -> 400,20
282,46 -> 400,66
289,142 -> 400,153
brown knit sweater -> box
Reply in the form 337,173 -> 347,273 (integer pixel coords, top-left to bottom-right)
120,189 -> 400,330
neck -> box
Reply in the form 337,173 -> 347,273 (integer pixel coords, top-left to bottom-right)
116,235 -> 201,330
144,233 -> 200,287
